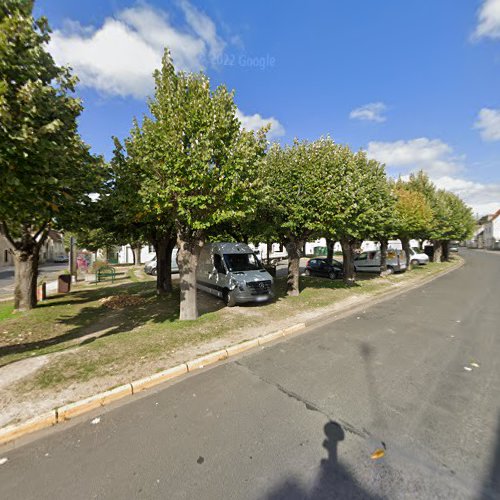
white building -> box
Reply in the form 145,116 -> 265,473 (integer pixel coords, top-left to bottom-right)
117,244 -> 155,265
0,230 -> 65,268
467,209 -> 500,250
483,209 -> 500,250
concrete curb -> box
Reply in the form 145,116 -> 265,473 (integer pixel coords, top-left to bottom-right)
0,259 -> 463,447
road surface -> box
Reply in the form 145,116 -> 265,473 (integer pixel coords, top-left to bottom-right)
0,262 -> 68,298
1,250 -> 499,499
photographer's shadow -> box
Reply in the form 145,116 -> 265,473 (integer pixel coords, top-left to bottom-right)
265,421 -> 382,499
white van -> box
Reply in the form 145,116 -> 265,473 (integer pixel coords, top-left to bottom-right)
354,250 -> 407,274
196,242 -> 274,306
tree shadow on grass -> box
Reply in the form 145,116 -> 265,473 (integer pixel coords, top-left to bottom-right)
264,421 -> 383,499
0,280 -> 225,364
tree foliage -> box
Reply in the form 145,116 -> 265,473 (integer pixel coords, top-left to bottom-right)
0,0 -> 102,309
122,51 -> 268,319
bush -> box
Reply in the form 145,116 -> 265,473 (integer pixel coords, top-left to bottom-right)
91,260 -> 109,273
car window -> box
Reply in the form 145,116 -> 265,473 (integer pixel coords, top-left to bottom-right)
213,254 -> 226,274
356,253 -> 368,261
223,253 -> 262,272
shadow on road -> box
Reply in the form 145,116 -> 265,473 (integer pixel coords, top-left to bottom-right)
479,414 -> 500,500
264,421 -> 382,499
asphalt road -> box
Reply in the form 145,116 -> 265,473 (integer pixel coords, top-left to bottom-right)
0,262 -> 68,298
1,250 -> 499,499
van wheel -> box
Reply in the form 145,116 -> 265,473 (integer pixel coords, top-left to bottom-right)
151,268 -> 157,276
411,259 -> 419,266
223,290 -> 237,307
386,266 -> 394,275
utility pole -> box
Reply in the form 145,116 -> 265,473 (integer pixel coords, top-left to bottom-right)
69,236 -> 77,282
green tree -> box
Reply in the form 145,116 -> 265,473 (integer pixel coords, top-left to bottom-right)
406,171 -> 474,261
392,182 -> 433,268
130,51 -> 268,319
329,150 -> 393,283
113,134 -> 177,294
263,139 -> 336,295
0,1 -> 102,310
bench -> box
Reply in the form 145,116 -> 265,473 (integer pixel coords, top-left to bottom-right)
96,266 -> 116,283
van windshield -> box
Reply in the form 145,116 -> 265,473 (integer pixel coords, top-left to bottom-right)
224,253 -> 262,272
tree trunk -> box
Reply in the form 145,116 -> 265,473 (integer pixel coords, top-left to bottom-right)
285,238 -> 303,296
132,243 -> 141,265
441,240 -> 450,262
326,238 -> 334,260
154,236 -> 175,294
266,239 -> 272,266
379,238 -> 388,275
400,237 -> 411,269
340,237 -> 358,285
13,249 -> 39,311
432,240 -> 442,263
177,233 -> 203,320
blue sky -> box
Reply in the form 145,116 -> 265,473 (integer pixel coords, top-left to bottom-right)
35,0 -> 500,215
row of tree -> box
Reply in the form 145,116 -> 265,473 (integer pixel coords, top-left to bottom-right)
90,53 -> 474,320
0,2 -> 475,319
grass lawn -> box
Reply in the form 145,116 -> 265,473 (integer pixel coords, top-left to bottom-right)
0,259 -> 459,397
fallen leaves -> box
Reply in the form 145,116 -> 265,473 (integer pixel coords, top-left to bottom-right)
99,295 -> 146,310
370,448 -> 385,460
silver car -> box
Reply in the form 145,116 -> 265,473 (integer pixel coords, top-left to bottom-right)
354,250 -> 407,274
144,248 -> 179,275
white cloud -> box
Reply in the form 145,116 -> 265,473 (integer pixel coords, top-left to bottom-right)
236,110 -> 285,139
433,176 -> 500,216
474,108 -> 500,141
349,102 -> 387,123
473,0 -> 500,40
48,2 -> 225,99
367,137 -> 463,176
366,137 -> 500,216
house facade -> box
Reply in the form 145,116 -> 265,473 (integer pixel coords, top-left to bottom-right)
483,209 -> 500,250
467,209 -> 500,250
0,231 -> 66,268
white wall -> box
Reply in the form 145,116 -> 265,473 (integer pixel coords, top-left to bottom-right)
117,244 -> 157,264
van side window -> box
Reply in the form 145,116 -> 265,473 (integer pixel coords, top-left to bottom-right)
213,254 -> 226,274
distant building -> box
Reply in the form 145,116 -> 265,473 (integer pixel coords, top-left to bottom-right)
467,209 -> 500,250
0,230 -> 66,268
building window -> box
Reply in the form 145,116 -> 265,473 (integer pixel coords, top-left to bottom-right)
4,250 -> 8,263
148,245 -> 154,253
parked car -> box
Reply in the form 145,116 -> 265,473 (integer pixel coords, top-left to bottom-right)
409,247 -> 429,265
144,248 -> 179,275
196,242 -> 274,307
354,250 -> 406,274
449,241 -> 459,252
53,254 -> 69,263
305,258 -> 343,279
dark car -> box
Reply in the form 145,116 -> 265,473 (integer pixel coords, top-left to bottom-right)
305,258 -> 343,279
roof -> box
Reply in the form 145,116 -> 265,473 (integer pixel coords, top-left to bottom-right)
490,208 -> 500,222
48,230 -> 63,242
